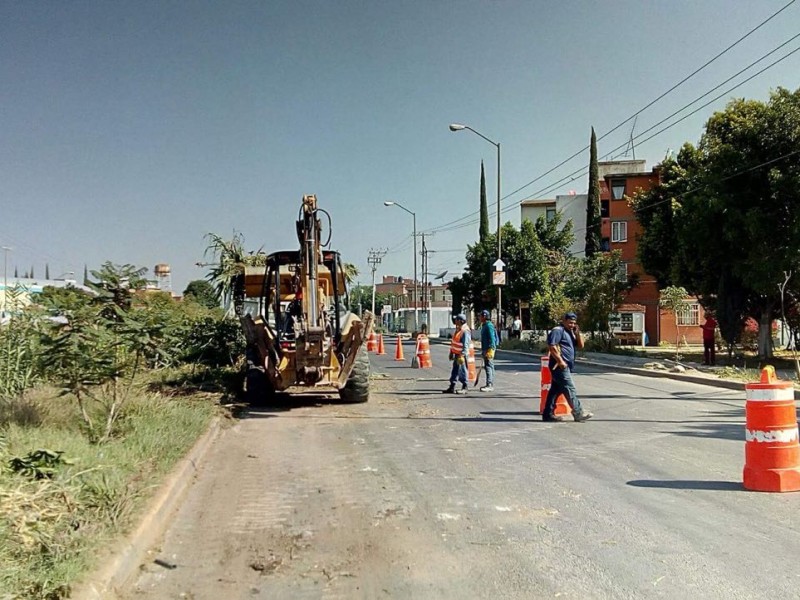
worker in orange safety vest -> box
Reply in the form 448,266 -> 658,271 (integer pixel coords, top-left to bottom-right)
443,313 -> 471,394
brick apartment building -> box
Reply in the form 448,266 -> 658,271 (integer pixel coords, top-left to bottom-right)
522,159 -> 705,346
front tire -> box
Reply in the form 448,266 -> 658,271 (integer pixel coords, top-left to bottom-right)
339,344 -> 370,403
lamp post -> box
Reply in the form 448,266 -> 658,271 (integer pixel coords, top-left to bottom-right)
449,123 -> 502,326
383,201 -> 418,332
1,246 -> 11,317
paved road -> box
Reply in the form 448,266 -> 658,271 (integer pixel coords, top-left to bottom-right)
123,341 -> 800,599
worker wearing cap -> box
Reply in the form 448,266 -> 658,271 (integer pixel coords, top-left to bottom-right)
479,309 -> 498,392
543,311 -> 593,422
443,313 -> 470,394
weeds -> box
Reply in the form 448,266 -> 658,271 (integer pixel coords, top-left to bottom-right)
0,387 -> 216,598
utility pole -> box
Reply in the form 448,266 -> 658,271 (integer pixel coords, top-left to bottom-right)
421,234 -> 428,328
1,246 -> 11,317
367,249 -> 386,317
420,234 -> 437,329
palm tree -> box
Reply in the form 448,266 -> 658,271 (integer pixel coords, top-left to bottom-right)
342,263 -> 359,285
203,232 -> 264,315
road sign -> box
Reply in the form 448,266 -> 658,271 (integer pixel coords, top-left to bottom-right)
492,271 -> 506,285
493,258 -> 506,271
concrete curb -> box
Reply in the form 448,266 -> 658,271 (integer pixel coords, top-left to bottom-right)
72,416 -> 224,600
576,358 -> 746,391
577,358 -> 800,399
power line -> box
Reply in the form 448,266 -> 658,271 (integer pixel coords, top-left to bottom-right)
567,148 -> 800,240
501,0 -> 798,202
429,38 -> 800,236
429,1 -> 798,235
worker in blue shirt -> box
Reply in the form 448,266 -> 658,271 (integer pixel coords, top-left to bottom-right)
478,309 -> 498,391
543,311 -> 593,422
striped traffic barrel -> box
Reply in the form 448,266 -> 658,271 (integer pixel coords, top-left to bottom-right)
539,356 -> 551,414
743,366 -> 800,492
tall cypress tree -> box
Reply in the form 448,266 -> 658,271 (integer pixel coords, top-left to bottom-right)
83,264 -> 89,285
30,265 -> 34,279
585,127 -> 602,257
45,263 -> 50,279
479,160 -> 489,242
14,267 -> 18,278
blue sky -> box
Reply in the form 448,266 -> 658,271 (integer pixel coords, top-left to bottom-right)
1,1 -> 798,293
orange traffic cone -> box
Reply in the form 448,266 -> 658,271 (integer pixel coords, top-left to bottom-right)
377,334 -> 386,355
539,356 -> 571,416
743,366 -> 800,492
394,335 -> 405,361
367,331 -> 377,352
467,342 -> 477,384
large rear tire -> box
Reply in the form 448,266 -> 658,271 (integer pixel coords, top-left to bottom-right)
339,344 -> 370,403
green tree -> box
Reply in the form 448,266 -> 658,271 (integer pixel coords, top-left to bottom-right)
660,285 -> 689,360
457,217 -> 573,323
479,161 -> 490,242
634,87 -> 800,360
567,251 -> 634,346
45,264 -> 49,280
585,127 -> 601,258
631,145 -> 700,288
31,284 -> 93,315
87,262 -> 149,314
183,279 -> 218,309
40,263 -> 176,442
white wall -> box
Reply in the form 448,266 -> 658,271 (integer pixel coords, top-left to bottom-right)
520,194 -> 587,258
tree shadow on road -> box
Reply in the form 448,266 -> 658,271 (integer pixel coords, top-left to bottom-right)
665,422 -> 743,441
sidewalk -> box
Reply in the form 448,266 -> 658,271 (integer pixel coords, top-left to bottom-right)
576,350 -> 799,395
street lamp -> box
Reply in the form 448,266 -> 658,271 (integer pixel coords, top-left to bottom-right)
449,123 -> 502,325
383,201 -> 418,332
1,246 -> 11,317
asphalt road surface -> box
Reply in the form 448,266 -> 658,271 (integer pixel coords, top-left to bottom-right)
123,340 -> 800,599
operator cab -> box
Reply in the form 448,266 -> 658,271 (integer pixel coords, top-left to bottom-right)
242,250 -> 350,349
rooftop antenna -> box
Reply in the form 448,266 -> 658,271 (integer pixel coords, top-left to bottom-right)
623,116 -> 638,159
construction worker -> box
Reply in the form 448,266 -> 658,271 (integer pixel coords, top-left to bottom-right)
478,309 -> 498,391
543,311 -> 593,422
443,313 -> 470,394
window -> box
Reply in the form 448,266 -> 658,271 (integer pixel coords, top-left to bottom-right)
616,262 -> 628,282
601,238 -> 610,252
546,207 -> 556,222
677,303 -> 700,326
611,179 -> 626,200
601,200 -> 610,218
611,221 -> 628,242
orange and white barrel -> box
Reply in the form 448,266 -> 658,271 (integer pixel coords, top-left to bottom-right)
743,366 -> 800,492
539,355 -> 571,416
467,342 -> 477,383
416,335 -> 432,368
539,356 -> 551,414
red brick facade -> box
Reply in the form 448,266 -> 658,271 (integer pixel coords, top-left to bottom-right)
601,167 -> 704,346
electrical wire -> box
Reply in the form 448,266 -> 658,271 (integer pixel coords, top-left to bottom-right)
428,1 -> 799,235
428,39 -> 800,236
